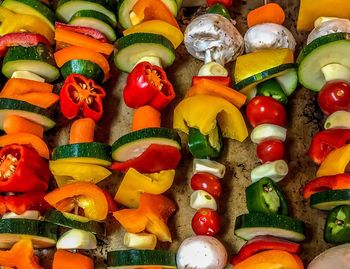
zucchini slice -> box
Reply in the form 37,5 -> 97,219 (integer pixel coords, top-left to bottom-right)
2,44 -> 60,82
52,142 -> 112,167
234,63 -> 296,91
107,250 -> 176,268
56,0 -> 117,27
45,210 -> 105,236
297,33 -> 350,91
1,0 -> 55,31
118,0 -> 178,29
111,127 -> 181,162
0,98 -> 55,130
114,33 -> 175,73
310,190 -> 350,211
275,68 -> 298,96
61,59 -> 105,84
234,212 -> 305,242
69,10 -> 116,42
0,219 -> 58,249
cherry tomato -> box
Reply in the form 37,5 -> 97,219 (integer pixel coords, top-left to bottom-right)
192,208 -> 220,236
206,0 -> 232,8
257,140 -> 285,163
190,173 -> 222,199
318,81 -> 350,115
246,96 -> 287,127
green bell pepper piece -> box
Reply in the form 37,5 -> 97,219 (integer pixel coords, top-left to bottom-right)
257,78 -> 288,105
207,3 -> 231,19
246,177 -> 289,215
325,205 -> 350,243
188,127 -> 222,159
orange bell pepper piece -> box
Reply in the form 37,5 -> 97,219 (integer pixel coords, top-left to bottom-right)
186,78 -> 247,108
53,250 -> 93,269
113,193 -> 176,242
131,0 -> 179,29
0,78 -> 53,97
4,115 -> 44,138
0,239 -> 42,269
234,250 -> 304,269
55,28 -> 114,56
44,182 -> 108,221
0,133 -> 49,159
54,46 -> 110,82
317,144 -> 350,177
9,92 -> 59,109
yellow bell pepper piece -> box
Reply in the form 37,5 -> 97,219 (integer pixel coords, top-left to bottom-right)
123,20 -> 184,48
297,0 -> 350,31
234,48 -> 294,84
115,168 -> 175,208
317,144 -> 350,177
0,7 -> 54,44
49,161 -> 112,187
173,94 -> 248,142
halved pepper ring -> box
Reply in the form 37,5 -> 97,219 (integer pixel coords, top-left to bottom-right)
123,62 -> 175,110
0,145 -> 50,192
44,182 -> 108,221
60,74 -> 106,122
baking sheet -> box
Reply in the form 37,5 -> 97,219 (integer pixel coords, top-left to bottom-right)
42,0 -> 331,267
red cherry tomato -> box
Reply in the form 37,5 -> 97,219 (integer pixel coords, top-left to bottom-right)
318,81 -> 350,115
246,96 -> 287,127
192,208 -> 220,236
206,0 -> 232,7
257,140 -> 285,163
190,173 -> 222,199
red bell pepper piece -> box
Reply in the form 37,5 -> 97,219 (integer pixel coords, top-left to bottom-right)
60,74 -> 106,122
55,22 -> 108,43
0,33 -> 50,57
0,145 -> 50,192
308,129 -> 350,165
206,0 -> 232,7
102,189 -> 118,213
192,76 -> 231,87
231,236 -> 301,265
0,192 -> 52,215
110,144 -> 181,173
303,173 -> 350,199
123,62 -> 175,110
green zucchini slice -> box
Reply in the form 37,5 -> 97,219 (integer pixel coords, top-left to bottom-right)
114,33 -> 175,73
0,98 -> 55,130
111,127 -> 181,162
2,44 -> 60,82
52,142 -> 112,167
0,219 -> 58,249
61,59 -> 105,84
69,10 -> 116,42
1,0 -> 55,31
310,189 -> 350,211
234,63 -> 296,91
45,210 -> 105,236
56,0 -> 117,26
107,250 -> 177,268
297,33 -> 350,91
234,212 -> 305,242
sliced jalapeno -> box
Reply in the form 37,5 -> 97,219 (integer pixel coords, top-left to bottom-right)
246,177 -> 289,215
325,205 -> 350,244
257,78 -> 288,105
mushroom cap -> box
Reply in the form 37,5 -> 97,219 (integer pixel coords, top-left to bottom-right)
308,244 -> 350,269
244,23 -> 296,53
307,18 -> 350,44
184,13 -> 244,65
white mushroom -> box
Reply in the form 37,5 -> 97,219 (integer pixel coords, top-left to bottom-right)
244,23 -> 296,53
307,18 -> 350,44
308,244 -> 350,269
176,236 -> 227,269
184,14 -> 244,65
